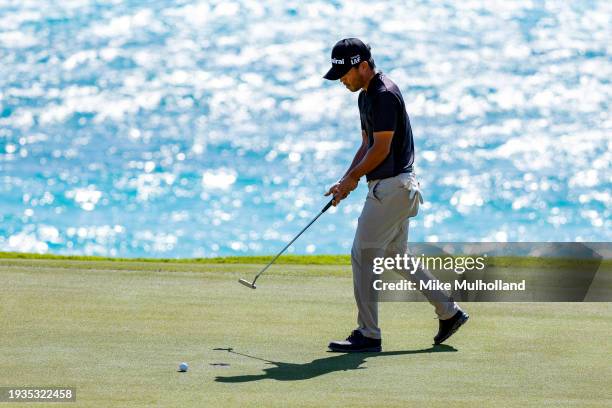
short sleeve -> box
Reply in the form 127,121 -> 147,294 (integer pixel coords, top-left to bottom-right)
372,92 -> 398,132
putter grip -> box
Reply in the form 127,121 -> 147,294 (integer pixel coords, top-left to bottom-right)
322,198 -> 335,213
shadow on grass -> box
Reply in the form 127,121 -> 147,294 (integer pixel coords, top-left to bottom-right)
214,344 -> 456,383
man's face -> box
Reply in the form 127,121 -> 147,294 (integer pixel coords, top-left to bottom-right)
339,66 -> 363,92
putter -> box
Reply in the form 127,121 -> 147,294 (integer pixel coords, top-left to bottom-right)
239,197 -> 335,289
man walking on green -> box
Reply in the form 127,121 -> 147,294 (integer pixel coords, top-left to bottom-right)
323,38 -> 469,352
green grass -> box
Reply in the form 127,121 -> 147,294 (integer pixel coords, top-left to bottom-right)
1,251 -> 608,268
0,251 -> 350,265
1,256 -> 611,407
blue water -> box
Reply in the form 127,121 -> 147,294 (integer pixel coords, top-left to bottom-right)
0,1 -> 610,257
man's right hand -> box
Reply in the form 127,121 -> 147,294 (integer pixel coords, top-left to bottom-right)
324,174 -> 358,206
324,182 -> 340,198
324,182 -> 340,206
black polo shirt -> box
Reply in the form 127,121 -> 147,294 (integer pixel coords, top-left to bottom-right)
358,72 -> 414,181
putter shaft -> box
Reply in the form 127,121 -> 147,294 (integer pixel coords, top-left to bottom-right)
238,198 -> 334,288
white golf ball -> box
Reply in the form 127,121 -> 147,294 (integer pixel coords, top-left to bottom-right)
179,362 -> 188,372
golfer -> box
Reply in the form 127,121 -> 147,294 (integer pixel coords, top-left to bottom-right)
323,38 -> 468,352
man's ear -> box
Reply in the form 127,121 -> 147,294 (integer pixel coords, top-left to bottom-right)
358,60 -> 369,73
356,61 -> 369,78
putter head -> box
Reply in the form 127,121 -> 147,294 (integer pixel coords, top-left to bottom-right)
238,278 -> 256,289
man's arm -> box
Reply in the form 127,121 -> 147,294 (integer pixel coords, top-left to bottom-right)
346,131 -> 393,181
328,130 -> 394,205
343,130 -> 369,178
325,131 -> 368,198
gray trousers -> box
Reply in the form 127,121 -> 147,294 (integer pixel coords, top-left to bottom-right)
351,172 -> 459,339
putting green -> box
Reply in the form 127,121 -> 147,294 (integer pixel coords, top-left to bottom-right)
1,258 -> 611,407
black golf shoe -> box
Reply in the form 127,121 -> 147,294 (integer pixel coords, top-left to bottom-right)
328,330 -> 382,352
434,310 -> 469,345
